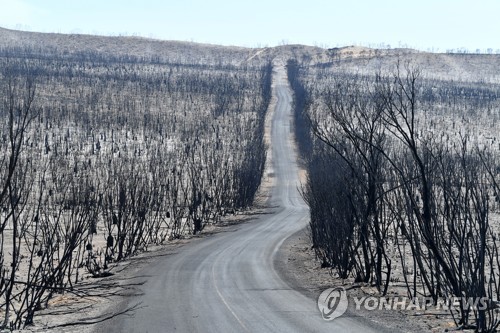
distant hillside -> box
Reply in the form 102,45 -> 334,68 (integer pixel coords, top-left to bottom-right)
0,27 -> 257,65
322,46 -> 500,83
1,27 -> 500,82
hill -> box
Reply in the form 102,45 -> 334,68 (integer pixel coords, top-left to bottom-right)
1,27 -> 499,82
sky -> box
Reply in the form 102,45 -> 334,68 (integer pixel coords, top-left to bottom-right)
0,0 -> 499,52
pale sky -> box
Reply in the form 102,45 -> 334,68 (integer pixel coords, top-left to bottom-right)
0,0 -> 499,52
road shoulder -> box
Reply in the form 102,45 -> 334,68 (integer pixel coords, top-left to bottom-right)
274,228 -> 437,333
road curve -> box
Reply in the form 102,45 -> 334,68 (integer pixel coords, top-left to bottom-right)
98,65 -> 386,333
